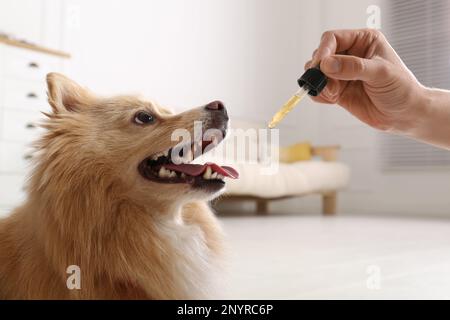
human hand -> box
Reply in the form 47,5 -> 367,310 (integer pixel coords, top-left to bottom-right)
306,28 -> 427,134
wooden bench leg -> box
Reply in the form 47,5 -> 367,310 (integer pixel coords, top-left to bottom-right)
322,192 -> 337,215
256,199 -> 269,215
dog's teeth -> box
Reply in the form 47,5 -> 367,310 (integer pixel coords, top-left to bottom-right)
181,173 -> 186,178
203,166 -> 212,180
160,167 -> 171,178
211,172 -> 218,179
169,170 -> 177,178
217,174 -> 224,180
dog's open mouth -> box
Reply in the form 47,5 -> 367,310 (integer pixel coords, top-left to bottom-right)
138,140 -> 238,188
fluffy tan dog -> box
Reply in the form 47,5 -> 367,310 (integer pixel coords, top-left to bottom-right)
0,73 -> 238,299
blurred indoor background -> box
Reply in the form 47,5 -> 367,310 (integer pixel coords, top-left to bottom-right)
1,0 -> 450,299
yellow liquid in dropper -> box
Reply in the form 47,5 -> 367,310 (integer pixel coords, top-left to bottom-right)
268,87 -> 309,128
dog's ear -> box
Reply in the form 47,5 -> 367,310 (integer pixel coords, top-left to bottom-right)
46,73 -> 94,113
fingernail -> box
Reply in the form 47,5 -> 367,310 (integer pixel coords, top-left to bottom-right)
322,57 -> 340,73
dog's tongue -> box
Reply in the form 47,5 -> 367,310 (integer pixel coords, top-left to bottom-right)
163,162 -> 239,179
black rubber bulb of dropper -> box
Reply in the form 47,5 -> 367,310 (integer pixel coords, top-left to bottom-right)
297,67 -> 328,96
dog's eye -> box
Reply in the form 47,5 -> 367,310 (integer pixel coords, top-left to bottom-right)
134,111 -> 155,125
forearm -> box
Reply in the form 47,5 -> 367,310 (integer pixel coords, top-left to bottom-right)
405,87 -> 450,149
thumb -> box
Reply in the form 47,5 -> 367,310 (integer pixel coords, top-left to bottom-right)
320,55 -> 384,82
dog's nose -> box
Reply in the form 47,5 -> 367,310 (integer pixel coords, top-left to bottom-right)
205,100 -> 225,111
205,100 -> 228,120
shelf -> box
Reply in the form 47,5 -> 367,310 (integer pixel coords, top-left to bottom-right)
0,36 -> 70,59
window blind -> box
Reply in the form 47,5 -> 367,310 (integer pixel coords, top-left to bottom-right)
379,0 -> 450,170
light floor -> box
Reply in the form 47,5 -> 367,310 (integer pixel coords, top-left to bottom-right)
220,215 -> 450,299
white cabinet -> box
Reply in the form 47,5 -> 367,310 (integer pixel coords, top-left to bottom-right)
2,108 -> 46,143
3,78 -> 50,112
0,43 -> 67,215
0,174 -> 26,207
4,45 -> 62,81
0,0 -> 69,218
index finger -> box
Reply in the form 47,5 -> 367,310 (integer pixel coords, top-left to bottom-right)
312,29 -> 366,65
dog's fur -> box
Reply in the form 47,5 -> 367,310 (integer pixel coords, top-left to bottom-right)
0,73 -> 226,299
